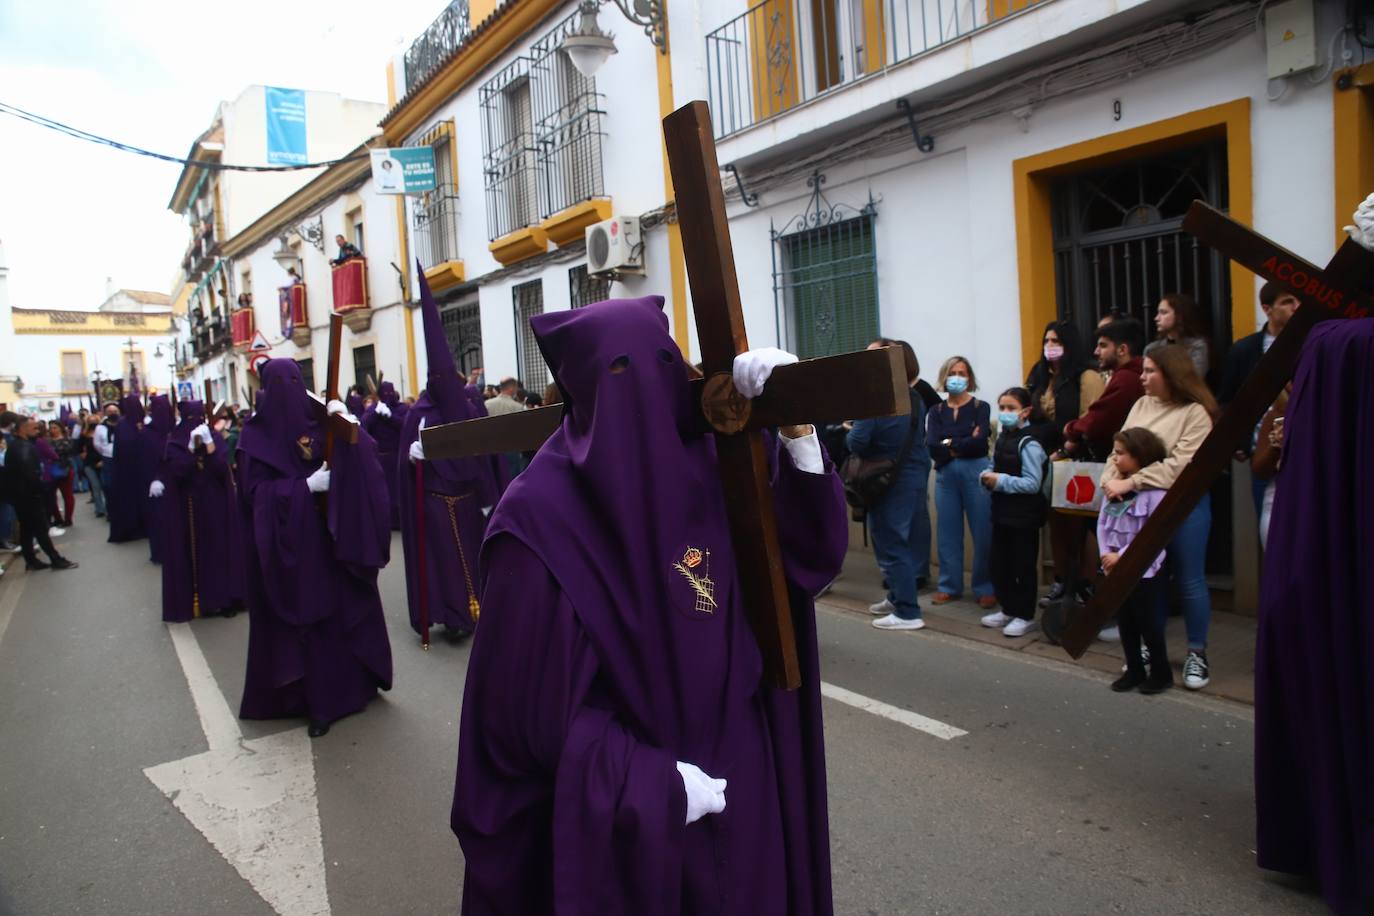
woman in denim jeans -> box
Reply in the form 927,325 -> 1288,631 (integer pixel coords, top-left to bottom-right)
848,340 -> 932,631
925,357 -> 995,606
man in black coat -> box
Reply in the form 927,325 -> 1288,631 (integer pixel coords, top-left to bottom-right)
4,417 -> 77,571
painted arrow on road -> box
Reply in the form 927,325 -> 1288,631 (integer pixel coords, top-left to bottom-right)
144,623 -> 329,916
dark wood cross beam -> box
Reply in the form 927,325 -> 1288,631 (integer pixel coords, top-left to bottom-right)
421,100 -> 910,689
315,312 -> 360,457
1059,201 -> 1374,658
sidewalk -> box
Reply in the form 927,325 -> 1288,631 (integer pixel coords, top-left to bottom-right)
819,545 -> 1258,705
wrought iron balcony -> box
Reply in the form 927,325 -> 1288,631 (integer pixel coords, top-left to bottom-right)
405,0 -> 471,95
705,0 -> 1040,138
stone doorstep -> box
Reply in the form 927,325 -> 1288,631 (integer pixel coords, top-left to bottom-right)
822,549 -> 1257,706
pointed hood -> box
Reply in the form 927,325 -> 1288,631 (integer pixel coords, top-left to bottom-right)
147,394 -> 174,435
417,261 -> 467,420
237,359 -> 321,477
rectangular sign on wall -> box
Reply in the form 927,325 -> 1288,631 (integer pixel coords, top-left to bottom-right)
265,87 -> 307,165
369,148 -> 437,195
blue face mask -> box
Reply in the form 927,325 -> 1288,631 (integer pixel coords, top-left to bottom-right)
998,411 -> 1020,428
946,376 -> 968,395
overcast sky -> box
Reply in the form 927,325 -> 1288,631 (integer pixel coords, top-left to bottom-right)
0,0 -> 443,309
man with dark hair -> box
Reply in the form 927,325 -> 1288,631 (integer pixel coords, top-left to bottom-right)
330,234 -> 363,267
3,417 -> 77,570
0,411 -> 21,549
1061,318 -> 1147,460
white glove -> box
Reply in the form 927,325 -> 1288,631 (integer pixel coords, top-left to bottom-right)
149,480 -> 165,498
676,761 -> 726,826
733,347 -> 799,399
306,463 -> 331,494
375,401 -> 391,418
481,506 -> 492,518
1343,192 -> 1374,252
327,399 -> 348,417
409,418 -> 427,464
191,423 -> 212,446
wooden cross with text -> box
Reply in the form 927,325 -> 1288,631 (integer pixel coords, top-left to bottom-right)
422,100 -> 910,689
1058,201 -> 1374,658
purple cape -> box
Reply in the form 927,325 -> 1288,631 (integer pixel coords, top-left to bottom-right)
235,359 -> 393,727
144,395 -> 174,562
157,401 -> 244,621
398,269 -> 503,638
1255,318 -> 1374,915
451,297 -> 847,914
361,381 -> 409,529
107,395 -> 155,543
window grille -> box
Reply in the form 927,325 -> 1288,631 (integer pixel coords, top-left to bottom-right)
530,16 -> 606,217
512,279 -> 548,392
568,264 -> 611,309
410,120 -> 461,266
480,59 -> 542,240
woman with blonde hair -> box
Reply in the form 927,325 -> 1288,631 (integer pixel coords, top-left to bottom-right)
1101,344 -> 1218,689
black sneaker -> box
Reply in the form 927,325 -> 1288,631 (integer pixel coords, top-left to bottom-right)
1073,582 -> 1095,605
1183,652 -> 1210,690
50,558 -> 78,571
1141,672 -> 1174,695
1038,581 -> 1065,608
1111,671 -> 1146,692
25,560 -> 51,571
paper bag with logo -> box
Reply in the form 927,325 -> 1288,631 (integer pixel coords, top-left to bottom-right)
1051,459 -> 1107,515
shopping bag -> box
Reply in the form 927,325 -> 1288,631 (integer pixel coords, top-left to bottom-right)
1050,460 -> 1107,515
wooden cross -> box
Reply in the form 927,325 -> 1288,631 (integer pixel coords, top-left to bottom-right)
421,100 -> 911,689
1058,201 -> 1374,658
317,312 -> 359,458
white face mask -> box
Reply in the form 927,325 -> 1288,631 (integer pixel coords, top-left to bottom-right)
1044,343 -> 1065,362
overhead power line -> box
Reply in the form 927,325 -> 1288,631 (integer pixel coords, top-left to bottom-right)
0,100 -> 370,172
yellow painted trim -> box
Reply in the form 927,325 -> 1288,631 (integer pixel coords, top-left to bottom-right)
382,0 -> 565,143
1011,98 -> 1252,373
1333,64 -> 1374,248
11,309 -> 174,335
540,198 -> 613,248
386,61 -> 398,107
423,259 -> 468,293
488,226 -> 549,266
654,7 -> 689,355
748,0 -> 799,121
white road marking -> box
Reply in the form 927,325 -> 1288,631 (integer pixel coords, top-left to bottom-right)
0,570 -> 26,648
820,681 -> 969,741
144,623 -> 330,916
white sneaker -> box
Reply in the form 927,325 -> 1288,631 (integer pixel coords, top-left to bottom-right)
868,598 -> 896,617
872,613 -> 925,631
1098,625 -> 1120,642
1002,617 -> 1038,638
48,527 -> 65,538
980,610 -> 1011,629
1183,651 -> 1210,690
1121,645 -> 1151,673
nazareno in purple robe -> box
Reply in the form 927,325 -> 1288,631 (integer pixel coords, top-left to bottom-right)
1255,317 -> 1374,915
156,400 -> 244,622
361,381 -> 409,530
451,297 -> 847,915
235,359 -> 394,729
398,268 -> 503,640
108,395 -> 154,544
143,395 -> 174,563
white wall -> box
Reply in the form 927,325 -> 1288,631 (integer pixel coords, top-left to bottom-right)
13,331 -> 176,416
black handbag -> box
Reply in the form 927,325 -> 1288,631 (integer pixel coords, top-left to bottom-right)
840,392 -> 919,510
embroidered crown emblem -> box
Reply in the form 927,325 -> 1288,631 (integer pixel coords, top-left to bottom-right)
673,547 -> 716,613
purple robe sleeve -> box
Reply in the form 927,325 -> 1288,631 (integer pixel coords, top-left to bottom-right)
771,439 -> 849,596
326,429 -> 391,570
239,456 -> 334,628
454,535 -> 686,915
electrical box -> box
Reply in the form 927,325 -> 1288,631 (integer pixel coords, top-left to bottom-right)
1264,0 -> 1316,79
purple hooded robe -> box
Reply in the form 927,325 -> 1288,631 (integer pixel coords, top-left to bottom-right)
235,359 -> 394,728
398,270 -> 503,640
156,401 -> 244,621
451,297 -> 847,914
143,395 -> 174,563
361,381 -> 409,530
1255,318 -> 1374,915
108,395 -> 153,543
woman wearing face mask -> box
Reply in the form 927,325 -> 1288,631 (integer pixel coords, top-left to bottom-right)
1026,321 -> 1106,611
924,357 -> 994,607
979,388 -> 1053,637
1101,345 -> 1217,689
1146,293 -> 1211,380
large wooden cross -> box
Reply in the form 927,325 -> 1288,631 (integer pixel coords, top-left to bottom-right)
421,100 -> 910,689
1058,201 -> 1374,658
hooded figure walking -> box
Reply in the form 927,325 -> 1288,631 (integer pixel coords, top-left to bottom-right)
361,380 -> 408,529
451,297 -> 847,914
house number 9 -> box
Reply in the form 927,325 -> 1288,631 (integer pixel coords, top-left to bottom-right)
1113,100 -> 1122,121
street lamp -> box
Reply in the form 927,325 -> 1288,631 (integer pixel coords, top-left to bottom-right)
272,236 -> 301,276
559,0 -> 665,80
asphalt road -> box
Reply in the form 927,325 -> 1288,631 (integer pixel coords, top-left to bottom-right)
0,503 -> 1325,915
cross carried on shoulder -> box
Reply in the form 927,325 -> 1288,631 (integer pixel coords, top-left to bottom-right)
421,101 -> 911,689
1056,200 -> 1374,658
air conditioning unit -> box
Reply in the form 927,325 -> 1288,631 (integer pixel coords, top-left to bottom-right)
585,215 -> 644,278
41,399 -> 57,412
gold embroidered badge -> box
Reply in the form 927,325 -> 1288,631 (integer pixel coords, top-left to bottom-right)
674,548 -> 716,613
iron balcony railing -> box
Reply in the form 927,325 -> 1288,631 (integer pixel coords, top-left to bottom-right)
706,0 -> 1042,138
405,0 -> 472,95
414,180 -> 463,266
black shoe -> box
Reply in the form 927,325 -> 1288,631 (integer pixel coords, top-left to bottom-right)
220,607 -> 239,619
1073,582 -> 1095,605
1039,581 -> 1066,608
307,719 -> 331,738
25,560 -> 51,571
50,558 -> 78,570
443,625 -> 473,643
1111,671 -> 1146,692
1141,673 -> 1174,695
